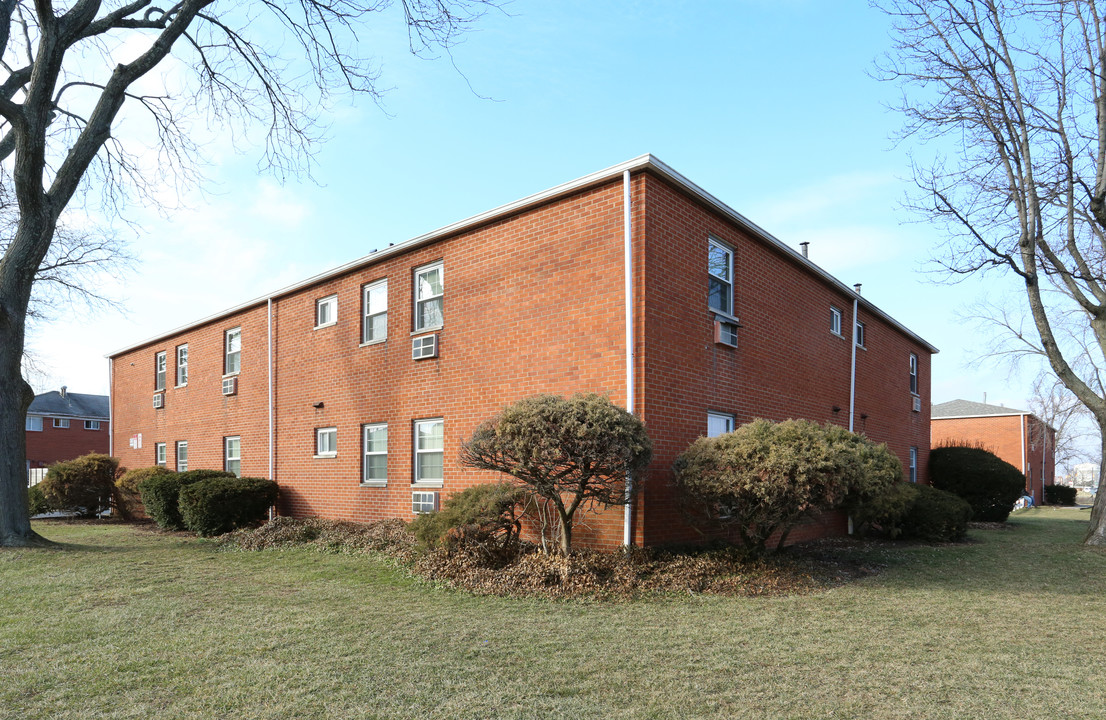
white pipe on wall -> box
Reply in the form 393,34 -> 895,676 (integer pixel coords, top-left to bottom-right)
623,169 -> 635,548
268,298 -> 275,520
849,297 -> 858,432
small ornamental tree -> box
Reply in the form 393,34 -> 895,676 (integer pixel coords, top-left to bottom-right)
459,393 -> 652,554
672,419 -> 902,556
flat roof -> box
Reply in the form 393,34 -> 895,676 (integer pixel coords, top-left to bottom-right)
108,155 -> 939,357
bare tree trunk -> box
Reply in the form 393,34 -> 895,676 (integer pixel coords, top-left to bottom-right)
1086,426 -> 1106,545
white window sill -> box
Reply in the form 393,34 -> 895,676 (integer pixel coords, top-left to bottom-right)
222,372 -> 240,379
360,481 -> 387,488
412,480 -> 444,489
831,331 -> 845,339
175,383 -> 187,389
411,326 -> 443,336
360,338 -> 386,348
313,453 -> 337,459
314,321 -> 337,330
710,308 -> 740,324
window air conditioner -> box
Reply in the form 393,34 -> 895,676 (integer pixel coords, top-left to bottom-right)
222,376 -> 238,396
412,491 -> 440,514
412,334 -> 439,360
152,393 -> 164,409
912,396 -> 921,413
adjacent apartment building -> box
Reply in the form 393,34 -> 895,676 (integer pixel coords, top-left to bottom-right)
108,156 -> 936,549
26,387 -> 110,474
931,399 -> 1055,505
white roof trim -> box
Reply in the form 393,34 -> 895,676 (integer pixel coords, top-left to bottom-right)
933,412 -> 1030,420
107,154 -> 938,357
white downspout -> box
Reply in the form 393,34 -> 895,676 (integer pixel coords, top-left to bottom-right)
848,297 -> 858,432
1021,414 -> 1027,500
623,169 -> 635,547
268,298 -> 275,520
107,358 -> 113,456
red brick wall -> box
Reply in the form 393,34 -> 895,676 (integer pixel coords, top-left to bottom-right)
26,420 -> 109,468
110,168 -> 934,549
932,414 -> 1055,504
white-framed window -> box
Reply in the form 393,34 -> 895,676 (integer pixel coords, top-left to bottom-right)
225,436 -> 241,477
414,418 -> 444,485
362,423 -> 388,484
53,418 -> 70,429
909,447 -> 918,483
708,237 -> 733,316
315,295 -> 337,329
362,279 -> 388,344
25,416 -> 42,432
155,443 -> 166,466
315,427 -> 337,457
855,321 -> 866,348
831,307 -> 843,336
414,262 -> 444,331
225,327 -> 241,375
909,353 -> 919,395
707,412 -> 735,438
84,420 -> 101,430
155,351 -> 167,391
176,344 -> 188,386
176,441 -> 188,472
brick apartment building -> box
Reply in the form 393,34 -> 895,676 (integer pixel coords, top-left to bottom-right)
108,155 -> 936,549
931,399 -> 1055,505
25,387 -> 110,473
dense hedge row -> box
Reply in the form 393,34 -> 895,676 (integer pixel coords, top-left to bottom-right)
1044,485 -> 1078,506
854,482 -> 971,542
138,470 -> 237,530
930,446 -> 1025,522
179,477 -> 279,537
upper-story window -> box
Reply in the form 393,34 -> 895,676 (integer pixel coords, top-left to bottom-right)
225,327 -> 241,375
84,420 -> 101,430
176,344 -> 188,386
315,295 -> 337,329
414,263 -> 444,331
830,307 -> 843,336
25,416 -> 42,432
362,280 -> 388,344
909,353 -> 919,395
53,418 -> 70,429
155,351 -> 167,391
708,238 -> 733,316
855,321 -> 866,348
707,412 -> 735,438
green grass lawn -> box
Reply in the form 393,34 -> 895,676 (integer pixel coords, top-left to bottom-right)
2,508 -> 1105,719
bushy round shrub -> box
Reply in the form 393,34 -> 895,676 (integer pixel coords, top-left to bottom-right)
410,482 -> 526,560
673,419 -> 901,556
1044,484 -> 1077,506
902,484 -> 971,542
39,453 -> 119,517
930,446 -> 1025,522
852,482 -> 919,539
138,470 -> 238,530
27,484 -> 49,516
116,466 -> 176,520
178,477 -> 278,537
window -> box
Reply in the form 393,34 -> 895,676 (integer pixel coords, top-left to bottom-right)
225,327 -> 241,374
84,420 -> 101,430
362,280 -> 388,344
414,263 -> 444,331
155,443 -> 166,467
363,423 -> 388,484
855,321 -> 866,348
315,427 -> 337,457
414,418 -> 444,485
708,238 -> 733,316
315,295 -> 337,329
707,412 -> 735,438
176,441 -> 188,472
909,353 -> 919,395
830,307 -> 843,336
225,436 -> 241,477
176,344 -> 188,386
25,416 -> 42,432
155,351 -> 167,391
909,447 -> 918,483
53,418 -> 70,429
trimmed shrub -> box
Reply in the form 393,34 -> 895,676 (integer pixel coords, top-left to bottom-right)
138,470 -> 234,530
673,418 -> 901,556
39,453 -> 119,517
27,484 -> 49,516
179,477 -> 278,537
409,482 -> 526,560
930,446 -> 1025,522
116,466 -> 175,520
852,482 -> 920,539
902,484 -> 971,542
1044,484 -> 1077,506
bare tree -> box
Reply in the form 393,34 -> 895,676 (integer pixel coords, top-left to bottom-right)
875,0 -> 1106,544
1027,371 -> 1099,480
0,0 -> 504,547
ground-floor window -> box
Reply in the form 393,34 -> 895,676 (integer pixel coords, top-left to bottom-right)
363,423 -> 387,484
225,436 -> 241,477
176,441 -> 188,472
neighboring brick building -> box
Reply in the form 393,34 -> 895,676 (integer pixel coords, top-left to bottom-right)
25,387 -> 110,472
108,155 -> 936,549
931,399 -> 1055,505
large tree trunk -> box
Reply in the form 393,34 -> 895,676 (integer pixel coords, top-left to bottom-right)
1085,426 -> 1106,545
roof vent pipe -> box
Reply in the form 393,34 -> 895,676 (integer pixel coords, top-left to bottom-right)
853,283 -> 862,295
800,242 -> 809,258
60,386 -> 67,399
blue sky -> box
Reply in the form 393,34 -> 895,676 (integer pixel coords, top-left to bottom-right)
28,0 -> 1041,419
